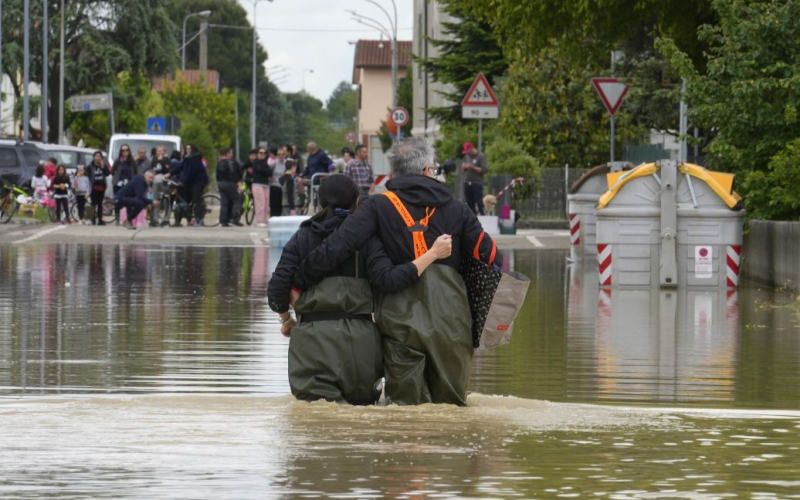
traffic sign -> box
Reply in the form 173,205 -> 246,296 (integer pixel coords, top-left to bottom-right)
390,107 -> 409,127
345,131 -> 356,144
462,106 -> 499,119
591,78 -> 629,116
147,117 -> 166,135
461,74 -> 499,106
67,92 -> 113,112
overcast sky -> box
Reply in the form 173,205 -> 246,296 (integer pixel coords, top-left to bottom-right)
240,0 -> 414,104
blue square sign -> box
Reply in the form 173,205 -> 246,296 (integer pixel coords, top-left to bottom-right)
147,117 -> 166,135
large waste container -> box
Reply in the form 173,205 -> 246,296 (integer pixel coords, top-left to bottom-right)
595,160 -> 744,289
567,162 -> 631,262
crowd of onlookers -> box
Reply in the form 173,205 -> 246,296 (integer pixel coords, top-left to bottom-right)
28,140 -> 376,229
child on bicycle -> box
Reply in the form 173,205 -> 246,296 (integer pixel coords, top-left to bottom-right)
52,164 -> 71,224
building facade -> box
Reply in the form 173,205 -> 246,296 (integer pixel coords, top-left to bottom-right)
352,39 -> 411,175
411,0 -> 457,142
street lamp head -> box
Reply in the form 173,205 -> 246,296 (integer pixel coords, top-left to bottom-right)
199,10 -> 212,16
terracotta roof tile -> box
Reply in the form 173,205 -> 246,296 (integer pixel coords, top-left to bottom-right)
354,39 -> 412,69
152,70 -> 221,93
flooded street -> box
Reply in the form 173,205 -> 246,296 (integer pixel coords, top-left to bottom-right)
2,244 -> 800,498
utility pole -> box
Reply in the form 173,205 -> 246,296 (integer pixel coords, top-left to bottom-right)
199,22 -> 208,72
23,0 -> 30,140
58,0 -> 65,144
0,0 -> 4,136
42,0 -> 49,141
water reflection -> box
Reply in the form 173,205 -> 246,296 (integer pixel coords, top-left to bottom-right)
0,244 -> 287,395
2,244 -> 800,497
471,251 -> 800,409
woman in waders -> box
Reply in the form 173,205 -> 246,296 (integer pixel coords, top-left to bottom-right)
268,174 -> 452,405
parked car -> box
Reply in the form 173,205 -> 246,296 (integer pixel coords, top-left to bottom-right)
0,140 -> 47,189
35,143 -> 105,177
108,134 -> 182,164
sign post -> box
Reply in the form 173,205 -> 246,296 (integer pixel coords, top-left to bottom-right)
461,73 -> 499,153
591,78 -> 629,162
68,92 -> 115,134
389,107 -> 409,143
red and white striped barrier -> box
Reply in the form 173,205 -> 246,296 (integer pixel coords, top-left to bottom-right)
726,245 -> 741,288
493,177 -> 525,198
597,243 -> 612,287
568,213 -> 580,246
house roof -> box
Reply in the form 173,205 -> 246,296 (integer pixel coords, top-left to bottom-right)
352,39 -> 412,83
152,70 -> 221,93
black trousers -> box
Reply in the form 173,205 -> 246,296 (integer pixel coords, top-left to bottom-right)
55,197 -> 69,221
76,195 -> 87,220
113,185 -> 123,220
270,186 -> 283,217
218,181 -> 240,225
116,197 -> 149,222
464,182 -> 485,215
192,183 -> 206,222
90,190 -> 105,223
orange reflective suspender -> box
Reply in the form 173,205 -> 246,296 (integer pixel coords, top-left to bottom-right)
382,191 -> 436,259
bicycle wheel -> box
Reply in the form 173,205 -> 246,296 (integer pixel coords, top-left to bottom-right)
244,197 -> 255,225
202,193 -> 221,227
70,200 -> 81,222
0,190 -> 17,223
154,195 -> 172,226
101,198 -> 117,223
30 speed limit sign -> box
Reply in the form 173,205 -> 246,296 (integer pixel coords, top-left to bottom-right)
390,107 -> 409,127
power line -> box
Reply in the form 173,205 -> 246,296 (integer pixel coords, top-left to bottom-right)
255,26 -> 412,33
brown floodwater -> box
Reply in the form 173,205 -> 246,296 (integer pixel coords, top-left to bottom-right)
1,244 -> 799,498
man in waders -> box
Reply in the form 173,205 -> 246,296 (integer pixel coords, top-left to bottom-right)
292,137 -> 500,406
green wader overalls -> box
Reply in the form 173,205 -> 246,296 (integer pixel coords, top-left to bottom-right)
290,263 -> 383,406
375,192 -> 474,406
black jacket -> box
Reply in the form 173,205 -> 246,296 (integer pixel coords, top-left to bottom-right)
150,156 -> 170,175
303,150 -> 332,178
169,154 -> 209,186
216,158 -> 242,183
292,175 -> 501,290
251,158 -> 273,185
114,174 -> 150,202
88,161 -> 110,189
268,212 -> 419,314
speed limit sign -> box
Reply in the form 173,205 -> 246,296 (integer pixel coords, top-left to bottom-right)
390,107 -> 409,127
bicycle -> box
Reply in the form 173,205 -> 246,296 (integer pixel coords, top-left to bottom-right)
155,179 -> 222,227
241,184 -> 255,225
0,182 -> 28,223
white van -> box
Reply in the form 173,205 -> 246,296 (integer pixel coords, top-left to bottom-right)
108,134 -> 182,163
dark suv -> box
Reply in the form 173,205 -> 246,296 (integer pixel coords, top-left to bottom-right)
0,140 -> 46,189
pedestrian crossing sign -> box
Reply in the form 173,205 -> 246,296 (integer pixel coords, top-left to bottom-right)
147,117 -> 166,135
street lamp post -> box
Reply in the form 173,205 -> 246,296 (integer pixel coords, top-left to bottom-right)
42,0 -> 48,141
58,0 -> 65,144
243,0 -> 273,149
23,0 -> 30,140
182,10 -> 211,71
349,0 -> 398,108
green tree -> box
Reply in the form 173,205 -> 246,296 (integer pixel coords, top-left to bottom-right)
658,0 -> 800,219
485,137 -> 542,198
326,81 -> 357,126
449,0 -> 715,66
68,72 -> 161,148
417,0 -> 507,124
499,42 -> 644,168
162,76 -> 236,149
163,0 -> 268,91
1,0 -> 178,142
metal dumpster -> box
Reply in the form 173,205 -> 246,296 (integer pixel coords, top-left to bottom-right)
567,162 -> 631,262
595,160 -> 744,288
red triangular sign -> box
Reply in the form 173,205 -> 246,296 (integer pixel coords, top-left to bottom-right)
592,78 -> 629,116
462,73 -> 499,106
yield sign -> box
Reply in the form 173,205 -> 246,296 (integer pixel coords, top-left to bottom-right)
462,73 -> 499,106
591,78 -> 629,116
